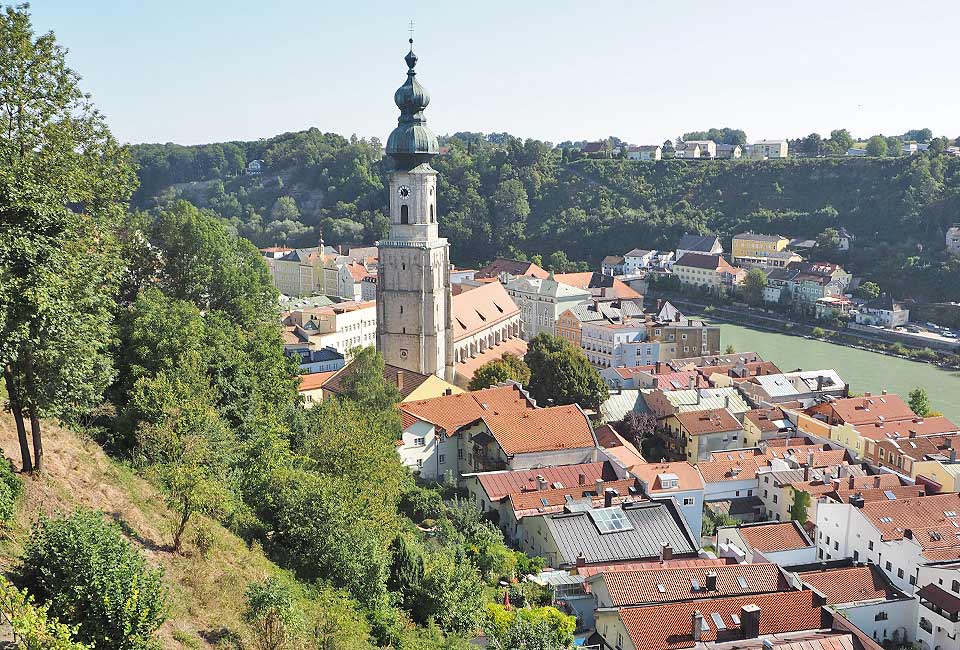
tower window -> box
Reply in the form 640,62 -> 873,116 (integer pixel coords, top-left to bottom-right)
430,204 -> 435,223
400,204 -> 409,224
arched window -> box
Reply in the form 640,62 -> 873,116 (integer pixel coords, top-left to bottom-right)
430,204 -> 435,223
400,204 -> 409,224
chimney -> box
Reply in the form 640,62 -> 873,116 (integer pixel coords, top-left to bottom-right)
849,475 -> 856,489
604,487 -> 616,508
689,375 -> 695,390
661,543 -> 673,562
882,388 -> 887,395
951,448 -> 958,464
595,478 -> 604,496
849,493 -> 865,508
396,370 -> 404,391
873,475 -> 881,488
803,465 -> 811,481
536,475 -> 547,491
576,552 -> 586,568
705,571 -> 718,592
904,528 -> 913,539
864,391 -> 872,397
656,361 -> 662,374
578,473 -> 586,486
724,395 -> 730,409
444,388 -> 453,396
807,450 -> 815,467
831,478 -> 841,492
740,604 -> 761,640
692,612 -> 704,642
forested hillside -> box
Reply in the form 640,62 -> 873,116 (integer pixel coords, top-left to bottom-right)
131,133 -> 960,301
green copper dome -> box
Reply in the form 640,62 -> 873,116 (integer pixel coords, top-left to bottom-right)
386,39 -> 439,169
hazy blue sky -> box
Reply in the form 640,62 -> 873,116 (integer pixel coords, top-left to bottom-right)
28,0 -> 960,146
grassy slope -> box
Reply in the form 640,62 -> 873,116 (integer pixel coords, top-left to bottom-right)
0,414 -> 290,649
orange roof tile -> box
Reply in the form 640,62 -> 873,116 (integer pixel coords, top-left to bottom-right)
454,337 -> 527,382
697,456 -> 772,484
400,384 -> 534,434
553,272 -> 642,299
629,462 -> 704,493
475,462 -> 618,501
858,416 -> 960,441
298,371 -> 338,392
576,557 -> 733,580
508,477 -> 639,518
744,407 -> 790,433
596,562 -> 788,606
860,492 -> 960,555
799,565 -> 896,604
617,590 -> 824,650
737,521 -> 813,552
482,403 -> 596,455
451,280 -> 520,341
810,394 -> 916,426
675,408 -> 742,436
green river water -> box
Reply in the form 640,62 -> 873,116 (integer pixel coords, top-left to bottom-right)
718,323 -> 960,421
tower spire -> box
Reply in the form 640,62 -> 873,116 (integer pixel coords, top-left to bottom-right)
386,33 -> 438,170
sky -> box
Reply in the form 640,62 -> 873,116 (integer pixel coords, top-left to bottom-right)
28,0 -> 960,147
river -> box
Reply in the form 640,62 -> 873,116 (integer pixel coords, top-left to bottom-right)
719,323 -> 960,421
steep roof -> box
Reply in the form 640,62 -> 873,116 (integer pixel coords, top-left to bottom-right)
798,565 -> 898,605
858,416 -> 959,442
399,384 -> 535,434
509,477 -> 640,518
475,257 -> 549,280
506,275 -> 593,300
697,456 -> 772,484
576,557 -> 732,580
616,590 -> 823,650
744,407 -> 791,433
675,252 -> 736,271
814,394 -> 916,426
482,403 -> 597,455
646,387 -> 750,416
544,501 -> 697,565
675,409 -> 742,436
734,521 -> 813,553
298,371 -> 338,392
451,280 -> 519,341
677,233 -> 721,252
475,462 -> 619,501
630,462 -> 705,493
594,562 -> 788,606
859,492 -> 960,556
323,362 -> 433,401
553,272 -> 642,299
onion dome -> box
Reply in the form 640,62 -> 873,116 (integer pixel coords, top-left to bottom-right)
386,39 -> 439,169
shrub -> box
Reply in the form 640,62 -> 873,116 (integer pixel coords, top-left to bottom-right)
244,577 -> 299,650
398,485 -> 444,523
192,522 -> 215,558
0,575 -> 89,649
20,510 -> 167,650
0,458 -> 23,525
811,327 -> 826,338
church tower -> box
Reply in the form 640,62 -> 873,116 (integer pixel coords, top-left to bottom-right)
376,39 -> 455,381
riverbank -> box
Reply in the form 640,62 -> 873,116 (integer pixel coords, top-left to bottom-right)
716,322 -> 960,421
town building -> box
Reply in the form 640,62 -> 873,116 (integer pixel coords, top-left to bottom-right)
696,360 -> 782,389
915,561 -> 960,649
731,233 -> 791,264
505,274 -> 591,340
449,280 -> 524,384
291,346 -> 346,374
600,255 -> 625,275
715,143 -> 743,159
673,253 -> 746,290
815,492 -> 960,594
556,300 -> 643,348
281,300 -> 377,361
297,370 -> 337,407
261,245 -> 342,298
629,461 -> 706,536
717,520 -> 817,565
474,257 -> 549,283
323,362 -> 460,405
553,271 -> 643,301
244,159 -> 266,175
764,262 -> 852,308
623,248 -> 658,273
742,407 -> 796,445
626,144 -> 662,160
793,392 -> 918,459
376,42 -> 455,381
737,369 -> 848,406
854,294 -> 910,328
644,386 -> 751,421
676,233 -> 724,260
946,224 -> 960,254
671,408 -> 747,462
748,140 -> 789,159
677,140 -> 717,159
795,562 -> 916,645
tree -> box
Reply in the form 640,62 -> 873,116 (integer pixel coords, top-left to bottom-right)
827,129 -> 854,154
886,136 -> 903,157
490,179 -> 530,255
468,353 -> 531,390
20,510 -> 166,649
662,139 -> 675,156
902,128 -> 933,143
417,551 -> 486,634
547,251 -> 574,272
802,133 -> 823,157
245,577 -> 299,650
485,604 -> 576,650
619,411 -> 657,443
0,6 -> 136,473
908,387 -> 933,417
743,269 -> 768,306
866,135 -> 888,157
524,334 -> 607,411
724,344 -> 736,354
855,281 -> 881,300
0,576 -> 90,650
270,196 -> 301,222
387,535 -> 425,611
790,489 -> 811,523
816,228 -> 841,250
336,346 -> 401,411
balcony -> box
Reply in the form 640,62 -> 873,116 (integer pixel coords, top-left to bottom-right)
472,453 -> 507,473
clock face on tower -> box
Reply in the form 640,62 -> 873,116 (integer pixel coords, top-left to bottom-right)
398,185 -> 410,198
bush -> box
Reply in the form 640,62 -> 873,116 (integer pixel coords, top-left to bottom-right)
20,509 -> 167,650
811,327 -> 826,338
0,575 -> 89,649
399,485 -> 444,523
0,458 -> 23,525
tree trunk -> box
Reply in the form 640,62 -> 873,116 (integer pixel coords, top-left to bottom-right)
3,366 -> 32,473
173,503 -> 190,553
27,403 -> 43,474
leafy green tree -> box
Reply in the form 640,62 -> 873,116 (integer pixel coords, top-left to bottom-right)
336,346 -> 401,411
743,268 -> 768,305
0,458 -> 23,526
816,228 -> 841,250
662,139 -> 675,156
485,604 -> 575,650
0,576 -> 90,650
866,135 -> 888,157
387,535 -> 425,611
245,577 -> 300,650
547,251 -> 574,272
902,128 -> 933,143
802,133 -> 823,157
303,585 -> 372,650
20,510 -> 166,650
0,5 -> 135,473
524,334 -> 607,411
827,129 -> 854,154
270,196 -> 301,222
467,353 -> 531,390
790,489 -> 811,523
856,281 -> 881,300
886,137 -> 903,156
418,551 -> 486,634
490,179 -> 530,255
908,387 -> 933,417
724,344 -> 736,354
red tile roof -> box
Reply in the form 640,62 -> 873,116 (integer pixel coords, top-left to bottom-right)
576,557 -> 732,580
810,394 -> 916,426
737,521 -> 813,553
697,456 -> 772,484
675,408 -> 742,436
475,462 -> 617,502
482,403 -> 596,455
475,257 -> 549,280
859,492 -> 960,559
799,565 -> 896,604
859,416 -> 960,441
836,485 -> 925,502
399,384 -> 534,434
616,590 -> 824,650
552,272 -> 642,299
508,477 -> 639,518
744,407 -> 790,433
298,371 -> 337,392
451,280 -> 520,341
655,371 -> 709,391
614,365 -> 657,380
629,462 -> 704,493
596,562 -> 788,606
